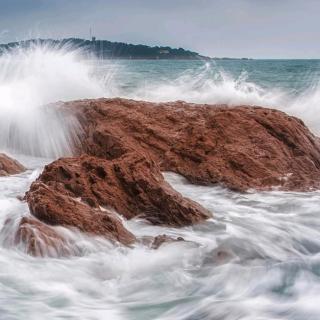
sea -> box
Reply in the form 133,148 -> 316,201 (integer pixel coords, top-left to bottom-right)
0,46 -> 320,319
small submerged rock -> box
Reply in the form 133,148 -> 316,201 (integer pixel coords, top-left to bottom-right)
0,153 -> 26,176
150,234 -> 185,249
1,216 -> 72,257
15,217 -> 72,257
203,248 -> 237,266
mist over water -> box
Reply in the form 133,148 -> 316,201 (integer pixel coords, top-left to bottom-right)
0,45 -> 320,319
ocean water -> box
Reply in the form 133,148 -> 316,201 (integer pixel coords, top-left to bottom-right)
0,46 -> 320,319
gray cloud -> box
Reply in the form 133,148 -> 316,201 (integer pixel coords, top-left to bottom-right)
0,0 -> 319,58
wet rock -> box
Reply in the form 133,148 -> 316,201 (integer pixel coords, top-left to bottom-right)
16,195 -> 24,201
0,153 -> 26,176
26,182 -> 136,246
1,216 -> 72,257
15,217 -> 72,257
151,234 -> 185,249
64,98 -> 320,191
203,248 -> 236,266
27,152 -> 210,227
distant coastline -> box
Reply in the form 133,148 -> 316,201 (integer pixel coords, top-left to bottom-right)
0,38 -> 211,60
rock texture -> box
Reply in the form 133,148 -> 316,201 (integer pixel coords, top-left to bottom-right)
64,98 -> 320,192
26,153 -> 210,228
1,216 -> 72,257
0,153 -> 26,176
23,98 -> 320,255
26,182 -> 136,245
15,217 -> 71,257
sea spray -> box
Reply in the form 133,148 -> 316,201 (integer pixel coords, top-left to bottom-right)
286,81 -> 320,134
0,44 -> 111,157
120,60 -> 320,134
128,62 -> 286,106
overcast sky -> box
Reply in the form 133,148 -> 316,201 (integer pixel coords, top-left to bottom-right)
0,0 -> 319,58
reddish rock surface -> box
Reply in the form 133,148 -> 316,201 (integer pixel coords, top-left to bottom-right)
1,216 -> 72,257
64,98 -> 320,191
15,217 -> 71,257
26,153 -> 210,227
0,153 -> 26,176
26,182 -> 136,245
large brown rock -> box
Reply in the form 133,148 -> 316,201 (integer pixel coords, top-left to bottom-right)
0,153 -> 26,176
26,152 -> 210,227
64,98 -> 320,191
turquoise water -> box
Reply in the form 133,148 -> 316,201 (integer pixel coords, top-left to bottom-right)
103,59 -> 320,94
0,47 -> 320,319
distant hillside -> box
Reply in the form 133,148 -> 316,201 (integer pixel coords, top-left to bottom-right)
0,38 -> 209,60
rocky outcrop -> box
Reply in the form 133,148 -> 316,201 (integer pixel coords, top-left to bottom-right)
22,98 -> 320,256
26,182 -> 136,246
64,98 -> 320,192
0,153 -> 26,176
26,152 -> 210,228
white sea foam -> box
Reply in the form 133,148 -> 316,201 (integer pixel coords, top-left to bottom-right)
0,158 -> 320,319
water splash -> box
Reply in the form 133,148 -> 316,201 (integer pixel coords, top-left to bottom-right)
126,61 -> 320,134
0,43 -> 111,157
286,81 -> 320,134
129,62 -> 286,106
